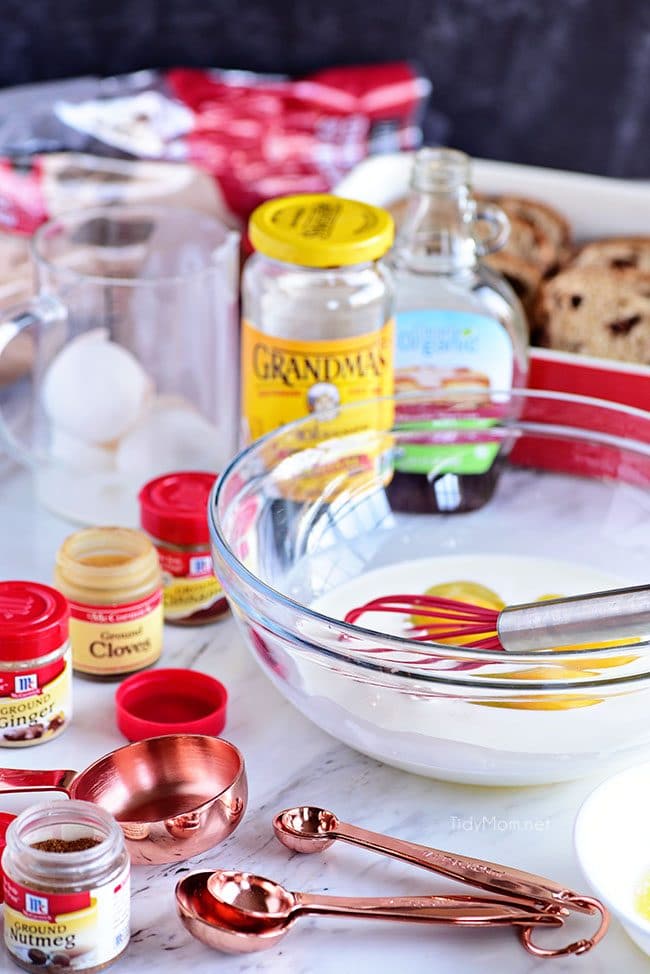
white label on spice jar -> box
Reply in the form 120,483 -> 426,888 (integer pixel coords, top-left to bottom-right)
67,590 -> 163,676
157,547 -> 224,621
3,864 -> 130,970
0,648 -> 72,747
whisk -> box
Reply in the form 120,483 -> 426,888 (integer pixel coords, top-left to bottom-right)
344,584 -> 650,652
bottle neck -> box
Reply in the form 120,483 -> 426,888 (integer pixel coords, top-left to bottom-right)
395,148 -> 478,273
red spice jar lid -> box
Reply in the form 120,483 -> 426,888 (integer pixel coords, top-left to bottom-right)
0,581 -> 69,661
115,667 -> 228,741
139,471 -> 218,547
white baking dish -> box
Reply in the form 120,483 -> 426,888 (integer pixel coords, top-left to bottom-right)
335,154 -> 650,410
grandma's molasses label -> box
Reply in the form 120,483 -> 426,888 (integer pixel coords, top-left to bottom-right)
0,650 -> 71,747
67,590 -> 163,676
241,319 -> 395,442
3,865 -> 130,969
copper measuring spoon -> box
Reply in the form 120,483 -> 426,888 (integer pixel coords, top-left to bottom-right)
0,735 -> 247,865
176,869 -> 563,954
273,806 -> 610,957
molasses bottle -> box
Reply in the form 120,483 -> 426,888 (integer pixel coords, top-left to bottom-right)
386,147 -> 529,514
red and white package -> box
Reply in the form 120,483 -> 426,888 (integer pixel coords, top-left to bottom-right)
0,63 -> 430,228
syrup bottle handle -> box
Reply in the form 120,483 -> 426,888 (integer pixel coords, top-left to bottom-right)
473,203 -> 510,256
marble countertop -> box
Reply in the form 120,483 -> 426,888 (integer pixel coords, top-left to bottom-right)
0,467 -> 647,974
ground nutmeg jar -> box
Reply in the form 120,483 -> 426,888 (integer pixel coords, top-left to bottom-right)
54,527 -> 163,679
2,800 -> 130,972
0,581 -> 71,747
139,471 -> 229,625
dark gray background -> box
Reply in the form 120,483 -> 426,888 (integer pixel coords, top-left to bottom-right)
1,0 -> 648,177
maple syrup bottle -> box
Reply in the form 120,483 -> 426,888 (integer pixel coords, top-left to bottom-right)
387,147 -> 529,513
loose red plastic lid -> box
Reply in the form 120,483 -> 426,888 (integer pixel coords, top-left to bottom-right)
0,581 -> 70,661
115,668 -> 228,741
139,471 -> 218,547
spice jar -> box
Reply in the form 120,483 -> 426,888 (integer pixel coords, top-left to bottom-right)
241,193 -> 395,443
139,471 -> 229,625
54,527 -> 163,679
2,800 -> 130,973
0,581 -> 71,747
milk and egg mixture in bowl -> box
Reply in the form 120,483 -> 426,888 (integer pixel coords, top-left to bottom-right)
210,389 -> 650,785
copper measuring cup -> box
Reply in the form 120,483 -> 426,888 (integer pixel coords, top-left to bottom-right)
0,734 -> 247,865
176,869 -> 563,954
274,806 -> 609,958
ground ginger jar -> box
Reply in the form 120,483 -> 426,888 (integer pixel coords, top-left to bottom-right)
241,193 -> 395,443
2,800 -> 130,972
0,581 -> 71,747
54,527 -> 163,679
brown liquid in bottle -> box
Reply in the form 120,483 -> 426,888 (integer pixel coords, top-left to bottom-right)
387,463 -> 503,515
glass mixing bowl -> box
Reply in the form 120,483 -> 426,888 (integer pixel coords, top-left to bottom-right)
209,390 -> 650,785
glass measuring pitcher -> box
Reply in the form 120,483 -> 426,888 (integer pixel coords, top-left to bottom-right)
0,205 -> 239,525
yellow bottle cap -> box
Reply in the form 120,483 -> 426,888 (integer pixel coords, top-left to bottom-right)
248,193 -> 394,267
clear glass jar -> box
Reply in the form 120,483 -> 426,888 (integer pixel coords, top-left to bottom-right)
2,800 -> 130,973
387,147 -> 529,513
54,527 -> 163,680
0,581 -> 72,747
0,205 -> 240,527
241,193 -> 395,444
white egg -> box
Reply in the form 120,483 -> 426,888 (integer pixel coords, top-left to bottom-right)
42,330 -> 152,444
50,426 -> 116,471
116,401 -> 223,483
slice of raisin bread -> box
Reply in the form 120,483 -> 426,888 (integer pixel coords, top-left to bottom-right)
571,237 -> 650,273
483,251 -> 542,307
534,267 -> 650,364
495,213 -> 556,271
480,194 -> 572,269
484,212 -> 554,307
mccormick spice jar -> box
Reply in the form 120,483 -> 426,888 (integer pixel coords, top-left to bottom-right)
0,581 -> 71,747
139,471 -> 229,625
54,527 -> 163,680
241,193 -> 395,443
2,800 -> 130,972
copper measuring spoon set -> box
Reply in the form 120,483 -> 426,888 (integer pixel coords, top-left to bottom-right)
0,735 -> 608,959
176,803 -> 610,959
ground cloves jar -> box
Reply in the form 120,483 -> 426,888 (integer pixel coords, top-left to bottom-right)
0,581 -> 71,747
2,800 -> 130,972
139,471 -> 229,625
54,527 -> 163,679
